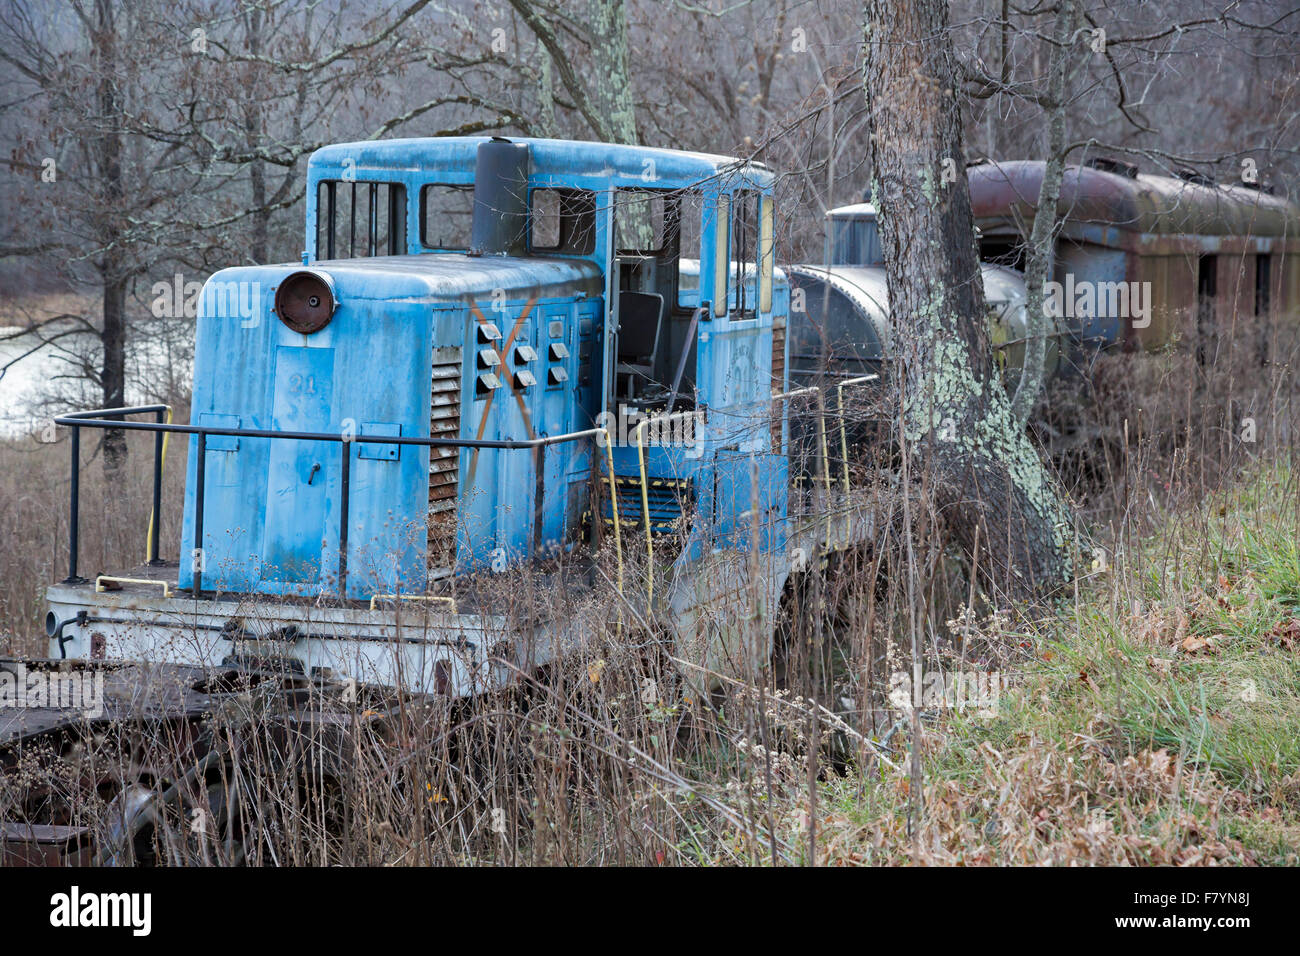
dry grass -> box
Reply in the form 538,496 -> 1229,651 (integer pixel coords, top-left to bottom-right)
0,421 -> 189,656
0,291 -> 98,329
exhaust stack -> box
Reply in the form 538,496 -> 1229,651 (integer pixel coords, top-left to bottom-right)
470,138 -> 530,257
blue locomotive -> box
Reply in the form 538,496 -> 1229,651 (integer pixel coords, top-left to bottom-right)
44,137 -> 874,694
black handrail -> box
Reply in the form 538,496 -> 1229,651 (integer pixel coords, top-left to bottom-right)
59,404 -> 170,584
55,406 -> 605,598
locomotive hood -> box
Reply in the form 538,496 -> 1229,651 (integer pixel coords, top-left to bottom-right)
197,255 -> 603,327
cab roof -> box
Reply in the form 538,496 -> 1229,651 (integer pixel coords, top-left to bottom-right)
308,136 -> 774,193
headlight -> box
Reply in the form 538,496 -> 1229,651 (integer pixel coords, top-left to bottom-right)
274,270 -> 337,334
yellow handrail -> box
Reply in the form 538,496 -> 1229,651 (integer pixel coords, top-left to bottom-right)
816,390 -> 833,550
833,375 -> 879,541
634,418 -> 655,601
630,410 -> 698,603
369,593 -> 458,613
835,375 -> 879,493
95,576 -> 172,598
771,385 -> 818,457
770,384 -> 833,549
596,427 -> 625,635
771,378 -> 877,549
771,386 -> 820,402
145,405 -> 173,562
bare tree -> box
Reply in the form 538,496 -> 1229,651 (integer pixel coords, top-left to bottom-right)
0,0 -> 527,466
0,0 -> 192,465
1008,0 -> 1082,426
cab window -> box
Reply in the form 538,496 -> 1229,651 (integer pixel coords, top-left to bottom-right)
729,190 -> 759,315
317,180 -> 407,259
675,192 -> 704,308
759,198 -> 774,313
530,188 -> 597,254
420,184 -> 475,251
614,189 -> 668,255
712,194 -> 730,316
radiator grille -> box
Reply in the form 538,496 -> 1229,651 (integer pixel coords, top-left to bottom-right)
428,346 -> 461,567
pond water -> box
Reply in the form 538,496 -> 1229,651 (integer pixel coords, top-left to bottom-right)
0,322 -> 193,438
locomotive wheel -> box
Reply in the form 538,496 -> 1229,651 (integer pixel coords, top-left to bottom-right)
771,559 -> 857,701
768,548 -> 879,756
99,752 -> 247,866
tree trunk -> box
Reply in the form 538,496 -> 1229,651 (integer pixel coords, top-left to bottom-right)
862,0 -> 1073,600
94,0 -> 128,470
509,0 -> 637,145
536,45 -> 558,137
586,0 -> 638,145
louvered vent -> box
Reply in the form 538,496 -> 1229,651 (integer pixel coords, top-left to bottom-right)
770,322 -> 786,446
428,346 -> 461,568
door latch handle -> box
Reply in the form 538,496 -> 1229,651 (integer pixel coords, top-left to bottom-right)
307,462 -> 321,485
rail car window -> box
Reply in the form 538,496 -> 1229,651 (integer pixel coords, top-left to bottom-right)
1196,254 -> 1217,365
713,194 -> 729,316
831,215 -> 884,267
317,181 -> 407,259
759,199 -> 774,313
788,279 -> 881,377
980,237 -> 1027,271
729,191 -> 759,315
420,184 -> 475,250
1255,255 -> 1272,315
675,192 -> 704,307
1197,255 -> 1217,305
615,190 -> 668,255
530,188 -> 596,254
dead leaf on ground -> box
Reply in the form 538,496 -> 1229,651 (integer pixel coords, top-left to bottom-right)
1146,655 -> 1173,675
1266,619 -> 1300,651
1180,634 -> 1221,655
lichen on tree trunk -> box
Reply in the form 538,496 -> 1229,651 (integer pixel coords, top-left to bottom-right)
586,0 -> 638,146
862,0 -> 1074,599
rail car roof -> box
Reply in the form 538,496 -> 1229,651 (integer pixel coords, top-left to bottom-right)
309,136 -> 774,191
787,262 -> 1024,319
968,159 -> 1300,238
825,202 -> 877,221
